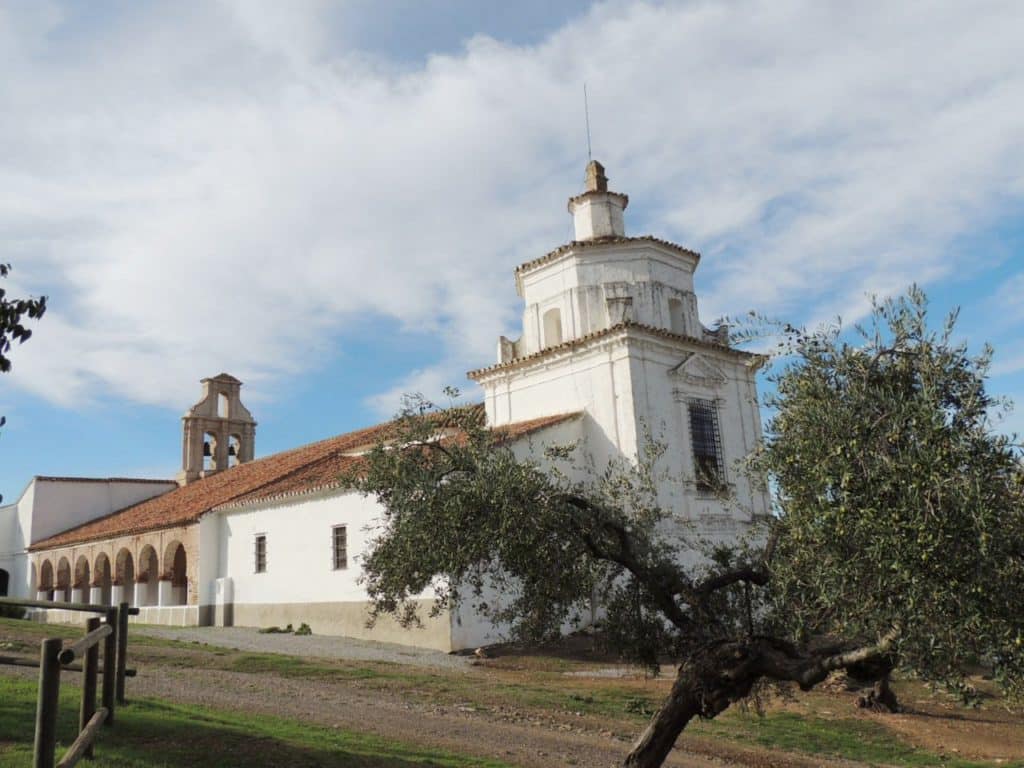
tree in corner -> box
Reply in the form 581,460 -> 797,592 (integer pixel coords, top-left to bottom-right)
0,263 -> 47,501
351,288 -> 1024,768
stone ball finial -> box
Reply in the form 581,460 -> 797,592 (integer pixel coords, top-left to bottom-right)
585,160 -> 608,192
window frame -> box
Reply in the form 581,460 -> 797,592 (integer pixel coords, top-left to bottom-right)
254,533 -> 267,574
687,397 -> 727,494
332,525 -> 348,571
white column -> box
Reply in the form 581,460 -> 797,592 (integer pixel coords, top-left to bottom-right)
111,585 -> 125,605
89,586 -> 103,605
36,589 -> 49,602
158,580 -> 175,607
134,581 -> 148,607
71,587 -> 85,604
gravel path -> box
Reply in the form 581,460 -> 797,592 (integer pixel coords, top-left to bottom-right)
132,625 -> 471,671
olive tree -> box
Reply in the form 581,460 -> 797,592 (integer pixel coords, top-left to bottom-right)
351,289 -> 1023,768
0,263 -> 47,501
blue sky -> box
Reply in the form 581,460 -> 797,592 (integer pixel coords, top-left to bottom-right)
1,0 -> 1022,499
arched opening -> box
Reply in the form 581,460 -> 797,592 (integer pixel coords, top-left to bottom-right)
542,307 -> 563,347
0,569 -> 8,597
668,297 -> 685,335
217,392 -> 229,418
73,555 -> 91,602
204,432 -> 218,471
115,548 -> 135,607
137,546 -> 159,606
228,434 -> 241,467
94,553 -> 113,606
162,541 -> 188,606
56,557 -> 71,602
39,560 -> 54,600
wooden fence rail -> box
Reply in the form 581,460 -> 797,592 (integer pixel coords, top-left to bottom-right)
0,598 -> 138,768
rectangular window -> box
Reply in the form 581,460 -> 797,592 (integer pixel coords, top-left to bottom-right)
254,534 -> 267,573
332,525 -> 348,570
688,398 -> 725,492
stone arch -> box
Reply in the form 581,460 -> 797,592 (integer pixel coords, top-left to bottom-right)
56,557 -> 71,602
39,559 -> 54,599
137,545 -> 160,606
73,555 -> 90,604
94,552 -> 113,606
115,548 -> 135,607
74,554 -> 90,588
543,307 -> 563,347
162,540 -> 188,606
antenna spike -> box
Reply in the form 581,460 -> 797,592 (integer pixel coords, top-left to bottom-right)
583,83 -> 593,162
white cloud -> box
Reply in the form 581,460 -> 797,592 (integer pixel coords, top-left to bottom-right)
2,0 -> 1023,416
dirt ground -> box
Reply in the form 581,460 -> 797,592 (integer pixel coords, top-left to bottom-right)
3,621 -> 1023,768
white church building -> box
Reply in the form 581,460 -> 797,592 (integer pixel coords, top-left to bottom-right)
0,163 -> 768,651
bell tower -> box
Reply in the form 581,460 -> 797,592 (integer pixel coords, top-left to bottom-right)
178,373 -> 256,485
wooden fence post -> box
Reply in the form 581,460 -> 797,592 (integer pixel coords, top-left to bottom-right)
33,637 -> 61,768
102,608 -> 117,725
115,603 -> 129,705
80,617 -> 100,759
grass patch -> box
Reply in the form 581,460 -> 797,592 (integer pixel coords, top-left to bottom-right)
0,676 -> 513,767
694,711 -> 1022,768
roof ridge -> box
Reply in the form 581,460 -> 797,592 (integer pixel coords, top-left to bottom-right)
514,235 -> 701,275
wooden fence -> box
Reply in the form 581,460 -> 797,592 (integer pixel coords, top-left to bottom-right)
0,597 -> 138,768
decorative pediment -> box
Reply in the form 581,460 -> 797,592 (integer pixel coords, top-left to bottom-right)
669,353 -> 727,390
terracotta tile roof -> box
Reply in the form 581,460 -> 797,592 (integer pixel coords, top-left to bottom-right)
514,235 -> 700,275
33,476 -> 175,485
30,408 -> 581,549
467,321 -> 759,380
215,411 -> 582,512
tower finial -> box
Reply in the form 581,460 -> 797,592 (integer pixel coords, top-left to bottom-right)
585,160 -> 608,192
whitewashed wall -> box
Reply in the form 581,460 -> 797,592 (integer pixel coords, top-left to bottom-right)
215,490 -> 399,605
29,479 -> 177,545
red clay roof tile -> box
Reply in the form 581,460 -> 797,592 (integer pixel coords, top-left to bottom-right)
30,409 -> 581,550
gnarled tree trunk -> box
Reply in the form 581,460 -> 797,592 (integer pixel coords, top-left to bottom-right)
623,646 -> 757,768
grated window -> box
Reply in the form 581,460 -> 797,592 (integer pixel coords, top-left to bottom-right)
332,525 -> 348,571
688,399 -> 725,492
254,534 -> 267,573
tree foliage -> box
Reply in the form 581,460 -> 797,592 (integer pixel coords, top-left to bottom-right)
0,263 -> 47,501
0,263 -> 47,374
756,287 -> 1024,701
352,289 -> 1024,768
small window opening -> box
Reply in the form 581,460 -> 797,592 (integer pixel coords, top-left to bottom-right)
688,398 -> 725,493
668,297 -> 685,334
542,308 -> 563,347
254,534 -> 267,573
332,526 -> 348,570
218,393 -> 229,418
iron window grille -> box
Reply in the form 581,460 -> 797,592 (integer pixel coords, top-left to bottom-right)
254,534 -> 267,573
688,398 -> 726,493
332,525 -> 348,571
